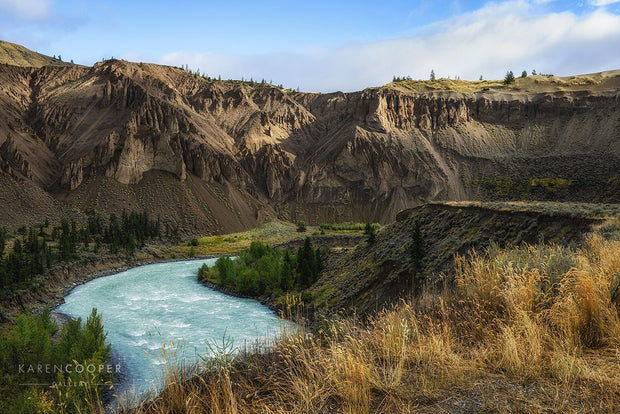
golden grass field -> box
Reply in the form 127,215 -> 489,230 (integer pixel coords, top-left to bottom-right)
387,70 -> 620,94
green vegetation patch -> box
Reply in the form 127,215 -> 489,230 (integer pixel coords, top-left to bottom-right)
0,309 -> 110,412
198,239 -> 324,300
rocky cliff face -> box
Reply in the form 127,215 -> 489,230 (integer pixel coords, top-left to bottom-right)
0,57 -> 618,232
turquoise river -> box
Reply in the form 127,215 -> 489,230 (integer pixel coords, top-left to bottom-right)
55,258 -> 283,397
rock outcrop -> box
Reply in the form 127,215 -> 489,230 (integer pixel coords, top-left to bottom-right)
0,48 -> 619,232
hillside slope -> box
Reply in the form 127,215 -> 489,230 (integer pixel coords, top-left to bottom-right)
0,41 -> 619,232
0,40 -> 73,67
310,202 -> 620,314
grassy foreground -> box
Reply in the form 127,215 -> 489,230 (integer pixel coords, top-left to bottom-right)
127,234 -> 619,413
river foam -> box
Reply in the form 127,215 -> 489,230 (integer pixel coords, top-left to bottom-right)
55,258 -> 282,396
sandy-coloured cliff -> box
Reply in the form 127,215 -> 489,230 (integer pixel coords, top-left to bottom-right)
0,41 -> 618,233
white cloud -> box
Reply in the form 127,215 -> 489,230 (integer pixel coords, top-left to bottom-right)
0,0 -> 51,20
154,1 -> 620,92
590,0 -> 620,6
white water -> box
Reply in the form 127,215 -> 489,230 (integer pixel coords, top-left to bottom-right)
55,258 -> 282,396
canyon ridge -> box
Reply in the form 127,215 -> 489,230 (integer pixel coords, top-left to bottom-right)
1,40 -> 618,234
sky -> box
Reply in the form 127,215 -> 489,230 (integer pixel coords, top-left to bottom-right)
1,0 -> 619,92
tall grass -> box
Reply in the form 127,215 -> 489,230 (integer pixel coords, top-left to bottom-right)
125,236 -> 620,413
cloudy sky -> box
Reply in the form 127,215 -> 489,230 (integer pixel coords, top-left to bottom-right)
1,0 -> 619,91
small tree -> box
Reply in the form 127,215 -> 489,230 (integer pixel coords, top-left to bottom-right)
297,237 -> 315,288
0,227 -> 5,258
532,69 -> 537,76
364,222 -> 376,244
410,217 -> 425,276
430,69 -> 436,81
504,71 -> 515,85
521,70 -> 528,78
296,221 -> 307,233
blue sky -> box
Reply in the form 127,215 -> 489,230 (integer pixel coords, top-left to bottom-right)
1,0 -> 620,91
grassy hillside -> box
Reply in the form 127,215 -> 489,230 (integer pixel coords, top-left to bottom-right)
173,220 -> 366,257
0,40 -> 73,67
127,229 -> 620,413
310,202 -> 619,314
387,69 -> 620,94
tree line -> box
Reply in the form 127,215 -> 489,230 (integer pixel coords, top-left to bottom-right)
0,210 -> 162,295
392,69 -> 551,85
198,238 -> 324,298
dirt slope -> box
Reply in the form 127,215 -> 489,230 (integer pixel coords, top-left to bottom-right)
0,41 -> 619,232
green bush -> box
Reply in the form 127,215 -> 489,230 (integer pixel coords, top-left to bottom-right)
319,222 -> 366,231
0,309 -> 111,412
365,222 -> 377,244
198,240 -> 324,297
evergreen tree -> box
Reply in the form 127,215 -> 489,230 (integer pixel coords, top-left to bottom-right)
44,242 -> 52,270
521,70 -> 528,78
125,234 -> 136,256
410,217 -> 426,277
0,227 -> 5,258
504,71 -> 515,85
430,69 -> 436,81
0,260 -> 6,290
280,249 -> 294,290
108,214 -> 121,254
59,219 -> 75,260
297,237 -> 315,288
8,239 -> 25,283
0,228 -> 7,289
312,247 -> 322,281
365,222 -> 376,244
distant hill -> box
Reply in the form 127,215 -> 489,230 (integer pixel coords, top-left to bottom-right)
0,40 -> 73,67
0,40 -> 618,234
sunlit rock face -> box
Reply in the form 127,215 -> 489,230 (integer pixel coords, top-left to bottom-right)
1,59 -> 618,231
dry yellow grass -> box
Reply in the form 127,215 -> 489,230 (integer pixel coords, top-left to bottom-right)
386,70 -> 620,95
124,235 -> 620,413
